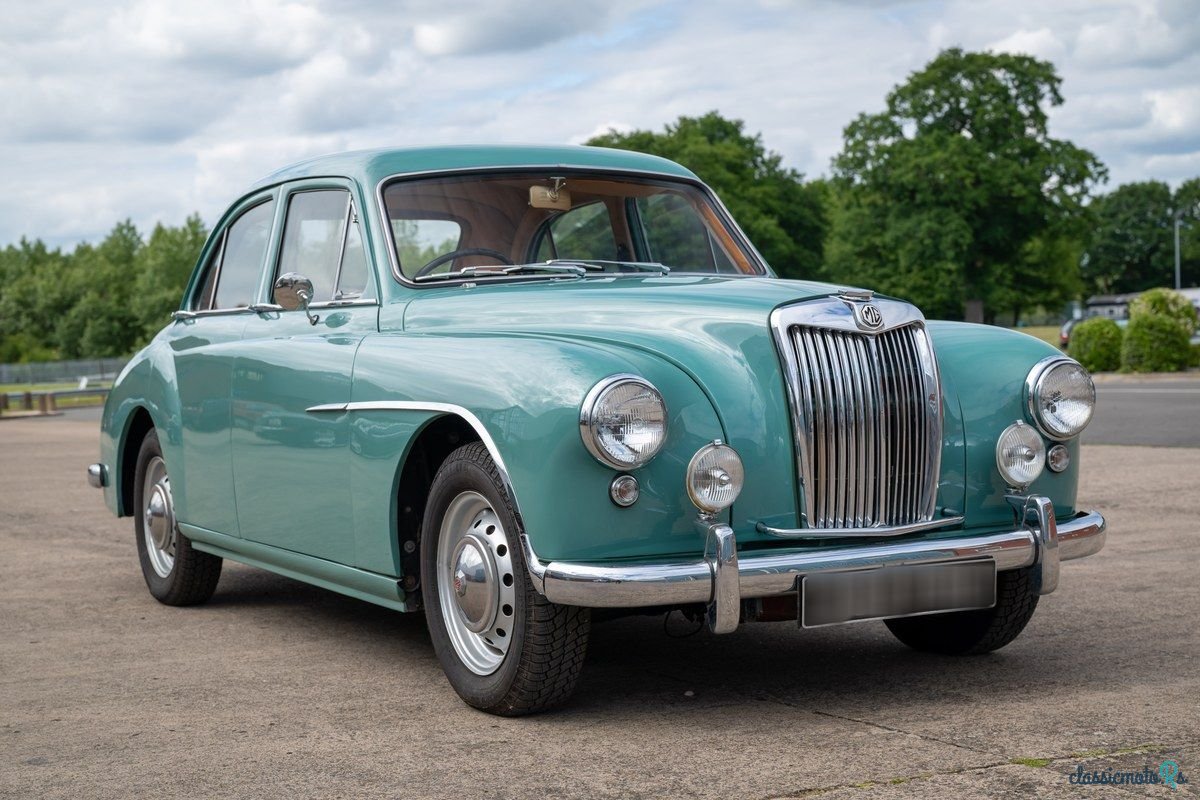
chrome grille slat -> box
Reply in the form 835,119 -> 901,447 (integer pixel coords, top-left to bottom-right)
785,319 -> 940,530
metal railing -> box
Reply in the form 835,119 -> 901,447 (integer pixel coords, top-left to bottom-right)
0,357 -> 128,385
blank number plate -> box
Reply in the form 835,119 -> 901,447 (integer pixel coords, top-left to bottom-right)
801,560 -> 996,628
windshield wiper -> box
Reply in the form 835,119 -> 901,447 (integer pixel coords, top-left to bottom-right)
413,263 -> 587,282
544,259 -> 671,275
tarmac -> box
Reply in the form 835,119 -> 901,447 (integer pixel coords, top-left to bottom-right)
1,411 -> 1197,798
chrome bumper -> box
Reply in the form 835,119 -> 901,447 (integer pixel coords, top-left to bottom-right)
522,496 -> 1105,635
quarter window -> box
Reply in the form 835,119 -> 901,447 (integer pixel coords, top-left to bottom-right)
636,193 -> 736,273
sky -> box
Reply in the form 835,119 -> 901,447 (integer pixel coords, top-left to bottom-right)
1,0 -> 1197,249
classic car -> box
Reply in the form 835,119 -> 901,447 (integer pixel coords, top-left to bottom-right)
89,145 -> 1105,716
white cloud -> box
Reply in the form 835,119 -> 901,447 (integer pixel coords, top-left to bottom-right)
1,0 -> 1199,248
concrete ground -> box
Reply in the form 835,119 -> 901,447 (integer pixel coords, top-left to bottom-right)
2,414 -> 1198,799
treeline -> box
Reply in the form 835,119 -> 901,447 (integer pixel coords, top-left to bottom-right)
0,217 -> 207,361
2,48 -> 1199,362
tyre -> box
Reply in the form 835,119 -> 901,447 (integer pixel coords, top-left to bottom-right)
421,442 -> 590,715
133,429 -> 222,606
884,566 -> 1039,655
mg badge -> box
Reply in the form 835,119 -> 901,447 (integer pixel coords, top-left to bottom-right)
858,303 -> 884,330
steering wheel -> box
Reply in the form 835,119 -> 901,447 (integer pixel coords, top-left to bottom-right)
414,248 -> 513,278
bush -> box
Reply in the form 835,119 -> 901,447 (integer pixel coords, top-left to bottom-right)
1068,317 -> 1122,372
1128,288 -> 1198,336
1120,313 -> 1191,373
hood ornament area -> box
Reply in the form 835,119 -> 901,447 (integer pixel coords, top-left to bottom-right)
838,289 -> 884,331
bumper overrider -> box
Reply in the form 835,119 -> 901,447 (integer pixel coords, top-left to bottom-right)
522,495 -> 1105,634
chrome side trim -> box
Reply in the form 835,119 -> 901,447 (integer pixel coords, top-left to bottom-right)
531,505 -> 1105,614
305,401 -> 521,520
756,514 -> 965,539
87,463 -> 108,489
375,166 -> 771,287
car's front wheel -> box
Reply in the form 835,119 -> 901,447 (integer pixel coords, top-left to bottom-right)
421,442 -> 590,715
884,566 -> 1039,655
133,429 -> 222,605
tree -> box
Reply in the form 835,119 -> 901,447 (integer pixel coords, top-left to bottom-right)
587,112 -> 826,279
1174,177 -> 1200,288
1081,181 -> 1174,294
827,48 -> 1107,322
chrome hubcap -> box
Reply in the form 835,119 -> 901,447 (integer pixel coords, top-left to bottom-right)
142,456 -> 176,578
437,491 -> 516,676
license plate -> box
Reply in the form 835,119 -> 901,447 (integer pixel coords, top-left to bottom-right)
800,560 -> 996,628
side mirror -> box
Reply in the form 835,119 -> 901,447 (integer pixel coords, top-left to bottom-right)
273,273 -> 320,325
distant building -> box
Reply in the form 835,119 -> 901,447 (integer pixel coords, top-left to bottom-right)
1084,288 -> 1200,320
1084,292 -> 1140,319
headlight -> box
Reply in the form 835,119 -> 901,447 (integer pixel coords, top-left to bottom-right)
1027,357 -> 1095,440
996,421 -> 1045,489
579,375 -> 667,469
686,442 -> 744,513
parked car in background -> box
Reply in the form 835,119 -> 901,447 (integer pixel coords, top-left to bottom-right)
89,145 -> 1106,715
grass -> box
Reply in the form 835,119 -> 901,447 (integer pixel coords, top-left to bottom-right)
1014,325 -> 1061,347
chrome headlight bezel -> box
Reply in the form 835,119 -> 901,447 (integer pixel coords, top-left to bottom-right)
1025,355 -> 1096,441
579,374 -> 668,470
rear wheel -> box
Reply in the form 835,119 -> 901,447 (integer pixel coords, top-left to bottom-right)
884,566 -> 1039,655
421,442 -> 590,715
133,429 -> 222,606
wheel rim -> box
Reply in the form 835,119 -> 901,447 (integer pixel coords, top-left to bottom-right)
436,491 -> 517,676
142,456 -> 176,578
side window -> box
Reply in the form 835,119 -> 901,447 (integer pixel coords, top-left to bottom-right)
211,199 -> 275,309
277,190 -> 350,303
636,193 -> 735,273
543,202 -> 617,261
193,236 -> 225,311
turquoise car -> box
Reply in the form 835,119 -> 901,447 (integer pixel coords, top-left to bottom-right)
89,145 -> 1105,715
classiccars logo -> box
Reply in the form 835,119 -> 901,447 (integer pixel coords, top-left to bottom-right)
1068,759 -> 1187,789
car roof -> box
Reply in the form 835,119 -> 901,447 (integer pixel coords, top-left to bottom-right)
249,144 -> 698,191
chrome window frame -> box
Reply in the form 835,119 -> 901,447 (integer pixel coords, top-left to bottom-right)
374,165 -> 772,288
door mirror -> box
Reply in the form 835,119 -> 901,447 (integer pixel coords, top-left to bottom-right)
273,273 -> 320,325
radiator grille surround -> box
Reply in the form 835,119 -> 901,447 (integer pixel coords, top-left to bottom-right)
770,297 -> 943,535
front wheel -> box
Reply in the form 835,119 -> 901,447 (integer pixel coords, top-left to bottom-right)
421,443 -> 590,715
884,566 -> 1039,655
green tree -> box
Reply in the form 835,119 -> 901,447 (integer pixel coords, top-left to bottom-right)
1081,181 -> 1174,294
1174,177 -> 1200,288
827,48 -> 1106,322
587,111 -> 826,279
132,215 -> 209,340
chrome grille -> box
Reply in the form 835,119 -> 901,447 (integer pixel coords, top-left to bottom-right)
781,312 -> 942,532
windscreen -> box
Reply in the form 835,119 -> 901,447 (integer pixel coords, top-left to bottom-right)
381,172 -> 762,281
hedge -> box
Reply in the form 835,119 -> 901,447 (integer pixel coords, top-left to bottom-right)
1068,317 -> 1122,372
1128,288 -> 1198,336
1120,312 -> 1191,373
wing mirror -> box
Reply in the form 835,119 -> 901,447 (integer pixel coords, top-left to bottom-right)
273,273 -> 320,325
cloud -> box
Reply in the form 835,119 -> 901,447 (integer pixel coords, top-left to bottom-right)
2,0 -> 1199,249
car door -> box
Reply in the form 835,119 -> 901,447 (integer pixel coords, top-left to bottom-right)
231,180 -> 379,563
166,192 -> 277,537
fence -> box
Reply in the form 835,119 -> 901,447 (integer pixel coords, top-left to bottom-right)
0,357 -> 128,385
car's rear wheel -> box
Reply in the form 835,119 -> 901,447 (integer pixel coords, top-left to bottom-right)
133,429 -> 222,605
421,442 -> 590,715
884,566 -> 1039,655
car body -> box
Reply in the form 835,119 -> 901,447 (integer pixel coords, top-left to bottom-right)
91,145 -> 1106,714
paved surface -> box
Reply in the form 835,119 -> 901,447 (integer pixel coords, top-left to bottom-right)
2,415 -> 1198,799
1085,376 -> 1200,448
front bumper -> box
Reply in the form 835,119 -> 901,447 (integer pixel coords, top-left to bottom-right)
522,496 -> 1105,634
